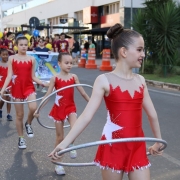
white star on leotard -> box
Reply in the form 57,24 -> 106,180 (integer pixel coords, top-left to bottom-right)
102,111 -> 123,141
12,75 -> 17,84
55,95 -> 63,106
0,76 -> 2,81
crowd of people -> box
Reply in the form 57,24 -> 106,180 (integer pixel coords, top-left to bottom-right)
0,32 -> 81,64
0,23 -> 163,180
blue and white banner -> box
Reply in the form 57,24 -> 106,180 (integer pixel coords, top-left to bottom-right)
27,51 -> 60,80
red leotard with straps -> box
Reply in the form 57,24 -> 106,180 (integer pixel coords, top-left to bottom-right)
49,75 -> 76,122
0,64 -> 12,89
94,73 -> 150,173
11,59 -> 35,100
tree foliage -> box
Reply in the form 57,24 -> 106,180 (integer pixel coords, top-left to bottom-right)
133,0 -> 180,75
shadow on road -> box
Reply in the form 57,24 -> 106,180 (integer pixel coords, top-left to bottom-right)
5,151 -> 38,180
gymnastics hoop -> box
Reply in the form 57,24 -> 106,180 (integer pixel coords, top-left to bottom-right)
35,84 -> 93,129
0,81 -> 50,104
52,137 -> 167,167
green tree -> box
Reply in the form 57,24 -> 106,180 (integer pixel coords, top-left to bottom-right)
133,0 -> 180,76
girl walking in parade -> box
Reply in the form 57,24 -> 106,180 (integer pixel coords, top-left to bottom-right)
49,24 -> 163,180
34,52 -> 90,175
0,36 -> 48,149
0,47 -> 12,121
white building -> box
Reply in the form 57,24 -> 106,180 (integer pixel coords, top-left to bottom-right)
0,0 -> 146,56
0,0 -> 145,31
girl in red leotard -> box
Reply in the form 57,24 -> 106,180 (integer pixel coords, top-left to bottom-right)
0,36 -> 48,149
49,24 -> 163,180
34,52 -> 89,175
0,48 -> 12,121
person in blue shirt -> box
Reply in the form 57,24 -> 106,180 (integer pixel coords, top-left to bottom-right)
33,38 -> 51,53
33,38 -> 51,92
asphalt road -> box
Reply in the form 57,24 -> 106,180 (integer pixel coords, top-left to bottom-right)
0,67 -> 180,180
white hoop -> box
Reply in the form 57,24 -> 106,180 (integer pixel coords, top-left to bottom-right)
0,81 -> 50,104
36,84 -> 93,129
52,137 -> 167,167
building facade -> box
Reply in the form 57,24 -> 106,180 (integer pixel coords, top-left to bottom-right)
1,0 -> 145,31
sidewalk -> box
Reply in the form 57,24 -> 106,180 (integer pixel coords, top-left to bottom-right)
74,58 -> 180,91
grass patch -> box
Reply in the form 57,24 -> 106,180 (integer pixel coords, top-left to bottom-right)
141,74 -> 180,85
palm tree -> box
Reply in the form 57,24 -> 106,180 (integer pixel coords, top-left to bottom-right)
133,0 -> 180,76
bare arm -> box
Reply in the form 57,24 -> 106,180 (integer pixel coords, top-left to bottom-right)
49,75 -> 109,158
34,77 -> 55,116
0,57 -> 13,94
73,74 -> 90,102
141,76 -> 163,154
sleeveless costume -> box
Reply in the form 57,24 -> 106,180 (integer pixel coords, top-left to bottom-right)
0,65 -> 12,89
49,76 -> 76,122
11,59 -> 35,100
94,73 -> 150,173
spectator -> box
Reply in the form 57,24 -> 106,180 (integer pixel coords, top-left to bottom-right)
33,38 -> 51,93
34,38 -> 51,53
56,33 -> 69,53
72,39 -> 80,64
89,40 -> 95,49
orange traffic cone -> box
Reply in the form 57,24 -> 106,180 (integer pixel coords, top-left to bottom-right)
78,49 -> 86,68
85,48 -> 97,69
99,49 -> 112,71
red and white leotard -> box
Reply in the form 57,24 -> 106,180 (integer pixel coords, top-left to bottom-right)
49,75 -> 76,122
0,63 -> 12,89
11,59 -> 35,100
94,73 -> 150,173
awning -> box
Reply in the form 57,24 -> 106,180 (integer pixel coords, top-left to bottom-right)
70,27 -> 110,35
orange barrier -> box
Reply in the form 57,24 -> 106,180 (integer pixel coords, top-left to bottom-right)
85,48 -> 97,69
78,49 -> 86,68
99,49 -> 112,71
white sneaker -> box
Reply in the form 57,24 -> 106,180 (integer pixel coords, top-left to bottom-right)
18,137 -> 27,149
55,165 -> 66,175
69,144 -> 77,159
41,87 -> 47,93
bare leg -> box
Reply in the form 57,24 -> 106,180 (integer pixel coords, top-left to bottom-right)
55,121 -> 64,147
67,113 -> 77,144
6,96 -> 11,114
128,168 -> 150,180
14,102 -> 24,136
0,95 -> 5,109
101,169 -> 124,180
27,94 -> 37,125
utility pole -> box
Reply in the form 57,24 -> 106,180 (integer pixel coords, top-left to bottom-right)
130,0 -> 133,30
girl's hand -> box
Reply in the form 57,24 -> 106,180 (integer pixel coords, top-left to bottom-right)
41,82 -> 49,87
48,144 -> 65,160
0,90 -> 4,97
148,142 -> 163,156
33,111 -> 39,118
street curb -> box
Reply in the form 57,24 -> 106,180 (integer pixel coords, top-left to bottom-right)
146,79 -> 180,91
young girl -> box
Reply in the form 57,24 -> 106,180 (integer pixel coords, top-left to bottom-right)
49,24 -> 163,180
0,36 -> 48,149
34,52 -> 89,175
0,48 -> 12,121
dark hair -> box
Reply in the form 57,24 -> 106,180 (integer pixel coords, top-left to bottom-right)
107,23 -> 142,60
58,52 -> 71,62
30,36 -> 35,43
15,36 -> 28,45
0,48 -> 8,54
60,33 -> 65,36
38,38 -> 44,42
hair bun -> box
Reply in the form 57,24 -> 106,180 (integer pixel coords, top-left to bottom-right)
107,23 -> 124,39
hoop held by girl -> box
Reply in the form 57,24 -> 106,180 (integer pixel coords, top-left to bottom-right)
0,36 -> 48,149
49,24 -> 163,180
34,52 -> 90,175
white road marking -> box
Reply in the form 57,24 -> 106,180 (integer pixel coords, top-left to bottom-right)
148,89 -> 180,97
